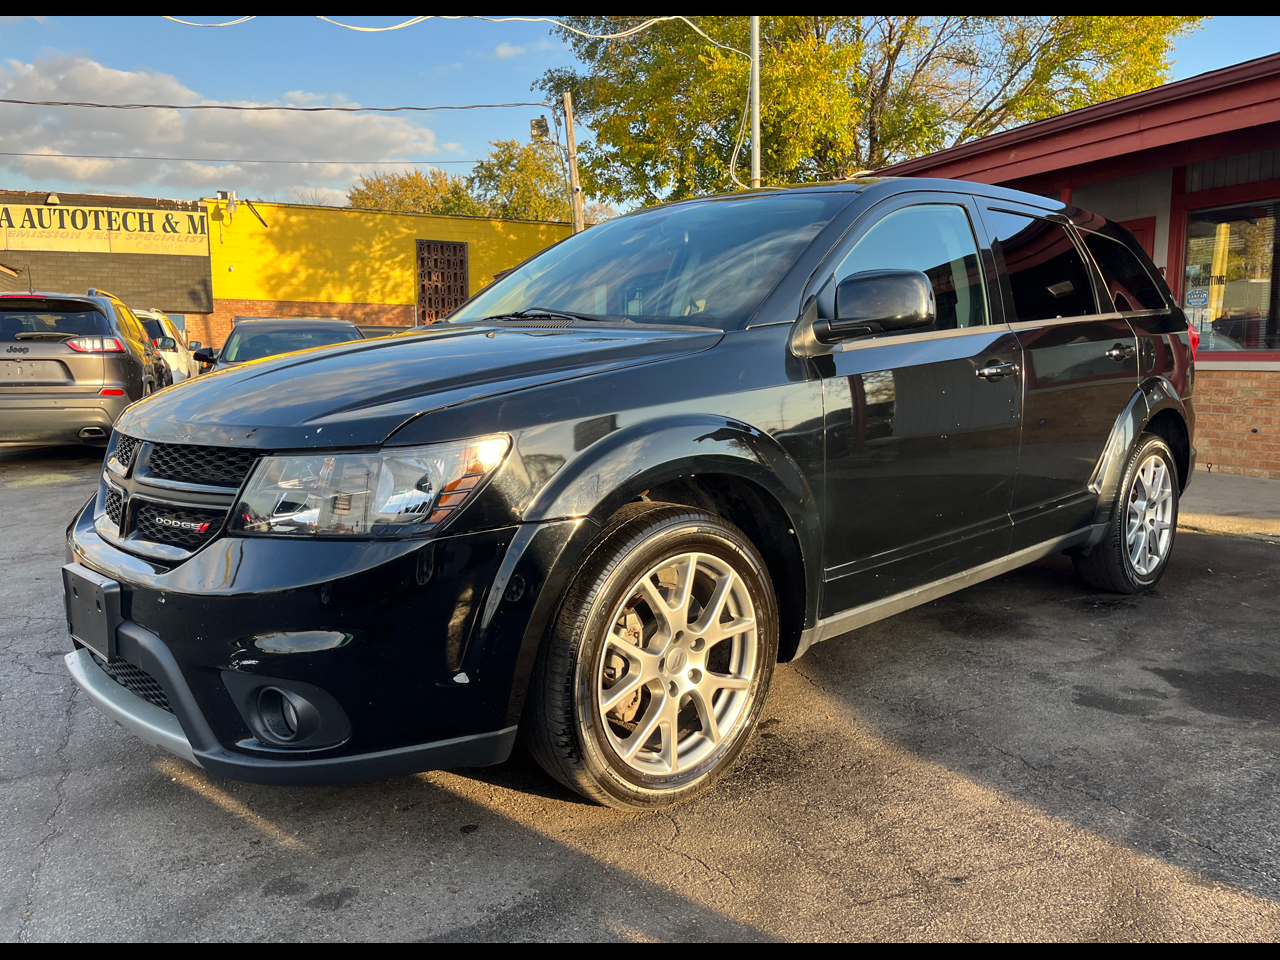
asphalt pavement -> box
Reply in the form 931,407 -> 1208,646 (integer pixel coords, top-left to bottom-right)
2,446 -> 1278,941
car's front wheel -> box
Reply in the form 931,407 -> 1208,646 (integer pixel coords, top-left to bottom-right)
1074,434 -> 1179,593
524,504 -> 777,809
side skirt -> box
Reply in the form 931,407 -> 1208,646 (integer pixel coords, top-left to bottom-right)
794,526 -> 1101,659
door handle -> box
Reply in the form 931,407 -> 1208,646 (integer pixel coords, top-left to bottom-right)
976,360 -> 1020,381
1106,342 -> 1136,361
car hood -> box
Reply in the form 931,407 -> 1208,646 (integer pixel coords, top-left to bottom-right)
116,323 -> 722,448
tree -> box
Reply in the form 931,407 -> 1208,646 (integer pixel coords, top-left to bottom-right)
468,139 -> 571,222
347,142 -> 618,224
538,16 -> 1205,205
347,167 -> 488,217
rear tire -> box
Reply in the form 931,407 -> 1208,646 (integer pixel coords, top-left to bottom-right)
1073,434 -> 1178,593
523,503 -> 778,809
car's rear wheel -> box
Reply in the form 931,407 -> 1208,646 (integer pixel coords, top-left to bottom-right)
524,503 -> 777,809
1074,434 -> 1179,593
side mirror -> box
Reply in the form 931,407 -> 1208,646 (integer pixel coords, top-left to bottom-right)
813,269 -> 936,344
189,341 -> 203,350
158,337 -> 177,351
192,349 -> 217,364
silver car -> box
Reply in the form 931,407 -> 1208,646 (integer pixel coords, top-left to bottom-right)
0,290 -> 165,446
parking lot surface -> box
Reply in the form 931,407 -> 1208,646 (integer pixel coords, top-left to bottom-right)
3,444 -> 1278,941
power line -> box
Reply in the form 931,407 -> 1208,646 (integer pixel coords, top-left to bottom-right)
0,151 -> 478,165
0,97 -> 548,113
162,15 -> 749,56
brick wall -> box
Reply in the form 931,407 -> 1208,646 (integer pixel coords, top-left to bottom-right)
1193,369 -> 1280,479
0,249 -> 212,312
189,298 -> 417,349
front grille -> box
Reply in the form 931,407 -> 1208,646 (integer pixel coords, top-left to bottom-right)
98,658 -> 173,713
114,434 -> 140,468
146,442 -> 258,488
133,501 -> 226,549
104,486 -> 123,527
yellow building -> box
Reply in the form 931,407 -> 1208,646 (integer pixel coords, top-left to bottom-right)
192,196 -> 570,348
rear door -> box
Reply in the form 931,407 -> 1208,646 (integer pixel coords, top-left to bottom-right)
976,202 -> 1140,550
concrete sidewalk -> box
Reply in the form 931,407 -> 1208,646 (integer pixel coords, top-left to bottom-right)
1180,468 -> 1280,540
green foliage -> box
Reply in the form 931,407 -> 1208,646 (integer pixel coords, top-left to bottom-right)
346,167 -> 487,217
538,16 -> 1206,205
469,139 -> 572,222
347,141 -> 619,225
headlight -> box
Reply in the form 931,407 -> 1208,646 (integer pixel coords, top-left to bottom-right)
229,435 -> 510,538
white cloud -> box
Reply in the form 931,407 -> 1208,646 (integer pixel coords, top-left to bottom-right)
0,55 -> 440,197
493,42 -> 526,59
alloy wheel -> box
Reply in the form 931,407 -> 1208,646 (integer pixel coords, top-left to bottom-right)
1125,453 -> 1174,576
594,550 -> 759,777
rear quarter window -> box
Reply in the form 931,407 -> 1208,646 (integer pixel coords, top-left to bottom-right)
1081,232 -> 1167,312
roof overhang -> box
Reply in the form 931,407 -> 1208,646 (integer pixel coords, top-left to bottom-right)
880,52 -> 1280,184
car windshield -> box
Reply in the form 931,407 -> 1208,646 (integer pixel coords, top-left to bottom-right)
0,302 -> 113,341
221,325 -> 363,363
450,193 -> 849,330
139,318 -> 164,340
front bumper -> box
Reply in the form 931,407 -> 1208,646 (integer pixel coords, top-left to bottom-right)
65,498 -> 588,784
66,645 -> 517,783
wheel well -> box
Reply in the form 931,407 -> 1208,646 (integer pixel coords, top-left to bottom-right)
637,475 -> 807,663
1145,408 -> 1190,490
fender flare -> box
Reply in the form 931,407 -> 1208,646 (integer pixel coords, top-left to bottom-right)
484,415 -> 824,719
525,413 -> 820,555
1088,376 -> 1189,529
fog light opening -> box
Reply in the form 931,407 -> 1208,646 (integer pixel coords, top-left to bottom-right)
281,695 -> 298,736
255,686 -> 319,744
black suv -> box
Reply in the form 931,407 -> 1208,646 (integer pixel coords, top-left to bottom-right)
2,289 -> 167,445
62,179 -> 1194,809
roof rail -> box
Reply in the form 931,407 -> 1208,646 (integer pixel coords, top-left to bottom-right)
86,287 -> 120,300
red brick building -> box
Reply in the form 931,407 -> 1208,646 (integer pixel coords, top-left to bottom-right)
882,53 -> 1280,479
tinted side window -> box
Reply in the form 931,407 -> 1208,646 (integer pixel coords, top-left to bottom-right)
985,210 -> 1097,321
1081,232 -> 1166,312
114,305 -> 147,343
835,204 -> 988,332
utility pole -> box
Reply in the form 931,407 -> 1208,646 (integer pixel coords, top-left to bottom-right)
750,16 -> 761,189
562,90 -> 586,234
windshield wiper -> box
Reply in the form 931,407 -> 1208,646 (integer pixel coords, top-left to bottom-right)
13,332 -> 74,341
480,308 -> 633,324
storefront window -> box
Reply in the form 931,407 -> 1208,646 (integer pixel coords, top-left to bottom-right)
1183,201 -> 1280,353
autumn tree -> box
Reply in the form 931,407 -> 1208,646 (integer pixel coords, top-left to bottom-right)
347,167 -> 487,217
348,143 -> 617,224
538,16 -> 1205,205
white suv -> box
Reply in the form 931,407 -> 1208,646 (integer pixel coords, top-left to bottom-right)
135,309 -> 198,385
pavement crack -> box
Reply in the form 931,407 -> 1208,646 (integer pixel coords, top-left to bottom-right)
17,683 -> 76,942
662,813 -> 737,891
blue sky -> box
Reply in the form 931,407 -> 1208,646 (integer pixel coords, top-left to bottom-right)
0,16 -> 1277,203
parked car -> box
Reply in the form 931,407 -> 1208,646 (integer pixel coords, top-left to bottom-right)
1,288 -> 166,446
192,317 -> 364,372
135,309 -> 198,386
63,179 -> 1195,809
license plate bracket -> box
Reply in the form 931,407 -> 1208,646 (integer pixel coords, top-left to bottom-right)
62,563 -> 122,661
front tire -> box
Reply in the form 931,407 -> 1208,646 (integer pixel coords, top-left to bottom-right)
1074,434 -> 1179,593
524,504 -> 778,809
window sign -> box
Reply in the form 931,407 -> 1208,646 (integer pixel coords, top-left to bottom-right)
1184,201 -> 1280,352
